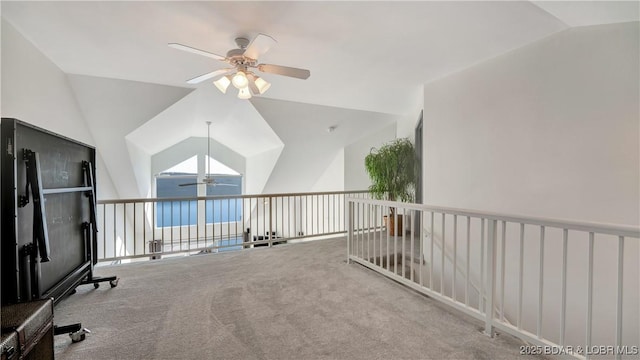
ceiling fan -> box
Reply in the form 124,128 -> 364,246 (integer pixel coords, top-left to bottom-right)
169,33 -> 310,99
179,121 -> 238,188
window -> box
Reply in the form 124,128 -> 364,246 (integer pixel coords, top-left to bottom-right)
203,175 -> 243,224
156,173 -> 198,227
156,173 -> 243,227
155,154 -> 243,227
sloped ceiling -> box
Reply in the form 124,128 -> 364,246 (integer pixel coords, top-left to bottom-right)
252,97 -> 399,193
126,86 -> 283,158
68,74 -> 193,197
532,1 -> 639,27
1,1 -> 571,115
2,1 -> 637,196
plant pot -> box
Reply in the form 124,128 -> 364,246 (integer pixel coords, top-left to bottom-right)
384,214 -> 403,236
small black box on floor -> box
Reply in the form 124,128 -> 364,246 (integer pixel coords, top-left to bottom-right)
1,299 -> 54,360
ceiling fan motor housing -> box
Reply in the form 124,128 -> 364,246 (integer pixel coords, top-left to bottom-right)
226,48 -> 245,58
226,49 -> 257,68
234,37 -> 250,49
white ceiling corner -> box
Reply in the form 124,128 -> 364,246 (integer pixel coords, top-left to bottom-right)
250,97 -> 399,146
68,74 -> 192,197
532,1 -> 640,27
126,89 -> 201,155
252,97 -> 399,193
68,74 -> 193,136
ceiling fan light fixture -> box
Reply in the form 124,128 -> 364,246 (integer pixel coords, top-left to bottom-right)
238,86 -> 252,99
231,71 -> 249,89
254,77 -> 271,94
170,34 -> 310,99
213,76 -> 231,93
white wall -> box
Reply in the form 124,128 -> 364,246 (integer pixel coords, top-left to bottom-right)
396,86 -> 424,142
245,147 -> 282,195
1,19 -> 119,199
126,140 -> 152,197
423,22 -> 639,349
1,19 -> 93,145
311,149 -> 345,192
344,123 -> 397,191
424,22 -> 639,225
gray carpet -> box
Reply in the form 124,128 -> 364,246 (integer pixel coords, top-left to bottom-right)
53,237 -> 537,360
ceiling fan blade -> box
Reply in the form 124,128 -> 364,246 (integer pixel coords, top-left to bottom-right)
186,68 -> 234,84
209,183 -> 238,187
258,64 -> 310,80
168,43 -> 226,61
178,182 -> 201,187
243,33 -> 276,60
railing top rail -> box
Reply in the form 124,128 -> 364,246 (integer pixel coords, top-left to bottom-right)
346,197 -> 640,238
98,190 -> 369,205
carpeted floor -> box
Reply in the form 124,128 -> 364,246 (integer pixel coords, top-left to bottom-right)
53,237 -> 538,360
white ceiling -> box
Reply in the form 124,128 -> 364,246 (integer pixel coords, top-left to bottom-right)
2,1 -> 637,159
533,1 -> 639,27
2,1 -> 572,114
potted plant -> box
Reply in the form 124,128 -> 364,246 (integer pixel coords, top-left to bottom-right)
365,138 -> 417,236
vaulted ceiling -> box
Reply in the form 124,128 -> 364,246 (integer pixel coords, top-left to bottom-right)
2,1 -> 637,195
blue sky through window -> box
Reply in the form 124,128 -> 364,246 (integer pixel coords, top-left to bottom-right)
156,155 -> 242,227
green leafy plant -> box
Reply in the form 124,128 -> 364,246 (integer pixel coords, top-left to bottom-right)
364,138 -> 417,210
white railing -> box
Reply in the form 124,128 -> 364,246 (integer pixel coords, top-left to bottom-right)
346,197 -> 639,360
96,190 -> 369,262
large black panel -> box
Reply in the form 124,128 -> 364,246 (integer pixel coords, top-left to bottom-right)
1,118 -> 95,304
